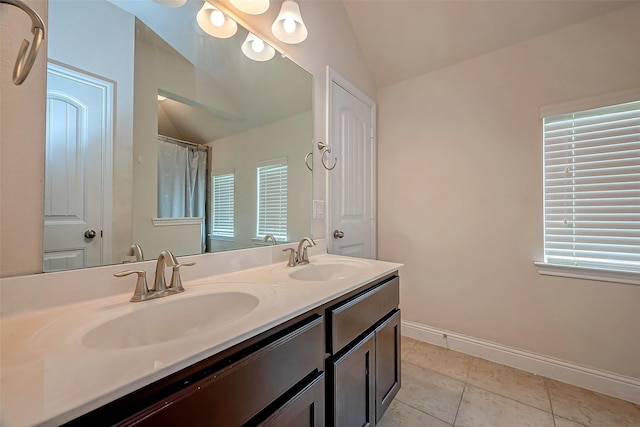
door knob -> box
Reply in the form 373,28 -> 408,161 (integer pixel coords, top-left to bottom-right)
84,229 -> 97,239
333,229 -> 344,239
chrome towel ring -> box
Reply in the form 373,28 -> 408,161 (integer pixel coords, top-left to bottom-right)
317,141 -> 337,170
1,0 -> 45,85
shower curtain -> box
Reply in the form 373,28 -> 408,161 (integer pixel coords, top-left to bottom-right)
157,136 -> 207,219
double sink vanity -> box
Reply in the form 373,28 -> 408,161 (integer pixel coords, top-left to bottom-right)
0,241 -> 402,426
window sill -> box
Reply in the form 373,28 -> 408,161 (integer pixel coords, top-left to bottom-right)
152,217 -> 204,227
209,235 -> 234,242
534,262 -> 640,286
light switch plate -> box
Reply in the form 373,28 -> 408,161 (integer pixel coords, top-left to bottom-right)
313,200 -> 325,219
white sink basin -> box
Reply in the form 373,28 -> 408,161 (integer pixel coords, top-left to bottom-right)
286,259 -> 369,281
82,292 -> 259,349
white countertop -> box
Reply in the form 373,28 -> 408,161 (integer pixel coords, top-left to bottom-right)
0,253 -> 402,427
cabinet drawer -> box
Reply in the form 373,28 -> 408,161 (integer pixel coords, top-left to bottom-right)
327,276 -> 399,354
124,315 -> 324,426
257,372 -> 325,427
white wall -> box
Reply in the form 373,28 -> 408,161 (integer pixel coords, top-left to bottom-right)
378,4 -> 640,379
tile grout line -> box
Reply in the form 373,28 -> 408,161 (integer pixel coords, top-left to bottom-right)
545,377 -> 558,427
394,398 -> 455,426
452,383 -> 467,427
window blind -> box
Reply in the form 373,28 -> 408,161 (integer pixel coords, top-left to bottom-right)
211,173 -> 234,239
543,100 -> 640,273
257,163 -> 288,241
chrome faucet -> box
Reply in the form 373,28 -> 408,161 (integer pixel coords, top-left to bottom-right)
153,250 -> 178,293
127,243 -> 144,261
114,250 -> 195,302
297,237 -> 316,265
282,237 -> 316,267
262,234 -> 277,245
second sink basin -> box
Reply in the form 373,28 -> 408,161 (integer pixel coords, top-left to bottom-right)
82,292 -> 259,350
287,259 -> 369,281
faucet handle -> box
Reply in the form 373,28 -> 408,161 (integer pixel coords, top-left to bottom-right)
168,261 -> 196,293
114,270 -> 149,302
282,248 -> 297,267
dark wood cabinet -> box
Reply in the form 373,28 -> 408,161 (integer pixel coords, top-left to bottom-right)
326,276 -> 401,427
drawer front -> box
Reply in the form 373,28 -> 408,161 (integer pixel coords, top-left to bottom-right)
125,315 -> 324,426
328,276 -> 399,354
258,372 -> 325,427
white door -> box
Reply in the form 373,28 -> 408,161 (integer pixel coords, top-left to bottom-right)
328,69 -> 377,259
43,63 -> 112,272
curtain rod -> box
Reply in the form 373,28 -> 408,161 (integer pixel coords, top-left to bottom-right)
157,134 -> 209,151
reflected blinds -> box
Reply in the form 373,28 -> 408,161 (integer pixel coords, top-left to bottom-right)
257,163 -> 288,241
212,173 -> 235,239
542,100 -> 640,272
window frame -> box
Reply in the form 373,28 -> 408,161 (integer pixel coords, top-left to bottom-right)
256,159 -> 288,242
210,171 -> 235,241
536,89 -> 640,286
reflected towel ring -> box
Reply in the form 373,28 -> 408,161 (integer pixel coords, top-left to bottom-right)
1,0 -> 46,85
304,151 -> 313,171
317,141 -> 337,170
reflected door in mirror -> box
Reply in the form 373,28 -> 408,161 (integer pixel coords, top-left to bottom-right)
43,64 -> 113,272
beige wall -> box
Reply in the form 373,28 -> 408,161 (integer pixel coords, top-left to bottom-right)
0,0 -> 373,277
377,4 -> 640,379
0,0 -> 47,277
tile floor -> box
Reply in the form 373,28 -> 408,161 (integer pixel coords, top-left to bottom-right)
378,336 -> 640,427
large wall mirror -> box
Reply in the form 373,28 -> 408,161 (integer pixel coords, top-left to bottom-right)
44,0 -> 313,271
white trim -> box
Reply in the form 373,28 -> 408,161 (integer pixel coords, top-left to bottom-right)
402,320 -> 640,405
326,67 -> 377,259
539,87 -> 640,119
152,217 -> 205,227
534,262 -> 640,286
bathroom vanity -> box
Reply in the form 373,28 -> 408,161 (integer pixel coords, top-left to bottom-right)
0,251 -> 402,427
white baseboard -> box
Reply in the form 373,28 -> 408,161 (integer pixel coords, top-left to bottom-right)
402,320 -> 640,405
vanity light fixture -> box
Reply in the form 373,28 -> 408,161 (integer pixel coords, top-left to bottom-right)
271,0 -> 307,44
229,0 -> 269,15
241,33 -> 275,61
196,2 -> 238,38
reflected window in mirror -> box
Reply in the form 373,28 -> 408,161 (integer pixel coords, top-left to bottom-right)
257,161 -> 288,242
211,172 -> 235,241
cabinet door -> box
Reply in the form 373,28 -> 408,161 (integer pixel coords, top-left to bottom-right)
258,373 -> 325,427
375,310 -> 401,423
328,331 -> 375,427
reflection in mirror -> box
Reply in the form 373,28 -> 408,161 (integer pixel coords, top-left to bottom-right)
44,0 -> 313,272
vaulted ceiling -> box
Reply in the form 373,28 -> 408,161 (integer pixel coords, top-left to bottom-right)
342,0 -> 636,88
